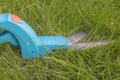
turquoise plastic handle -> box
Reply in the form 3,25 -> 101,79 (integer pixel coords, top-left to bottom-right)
39,36 -> 71,50
0,13 -> 71,59
0,31 -> 18,46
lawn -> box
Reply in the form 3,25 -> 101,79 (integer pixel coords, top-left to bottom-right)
0,0 -> 120,80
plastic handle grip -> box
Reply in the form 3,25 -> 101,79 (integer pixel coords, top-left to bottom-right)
0,13 -> 41,58
38,36 -> 71,50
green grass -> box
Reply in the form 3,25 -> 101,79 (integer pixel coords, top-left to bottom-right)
0,0 -> 120,80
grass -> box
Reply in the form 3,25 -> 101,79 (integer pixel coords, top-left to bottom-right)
0,0 -> 120,80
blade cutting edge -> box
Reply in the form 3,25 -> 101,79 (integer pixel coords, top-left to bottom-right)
68,32 -> 87,44
71,41 -> 114,49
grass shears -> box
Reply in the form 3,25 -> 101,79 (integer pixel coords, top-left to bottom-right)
0,13 -> 113,59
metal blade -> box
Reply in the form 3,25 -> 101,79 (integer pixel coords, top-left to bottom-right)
71,41 -> 114,49
68,32 -> 87,44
